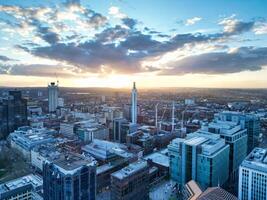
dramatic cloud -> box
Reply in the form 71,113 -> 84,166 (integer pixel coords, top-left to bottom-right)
185,17 -> 202,26
0,3 -> 266,78
160,47 -> 267,75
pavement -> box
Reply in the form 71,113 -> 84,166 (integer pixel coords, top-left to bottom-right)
149,180 -> 178,200
96,190 -> 110,200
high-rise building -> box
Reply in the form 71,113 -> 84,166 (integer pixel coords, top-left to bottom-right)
111,160 -> 149,200
131,82 -> 137,124
238,148 -> 267,200
48,82 -> 58,112
202,118 -> 247,179
43,153 -> 97,200
0,91 -> 27,139
168,131 -> 230,190
215,111 -> 260,154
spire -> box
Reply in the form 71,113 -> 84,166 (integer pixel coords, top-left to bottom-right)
133,82 -> 136,89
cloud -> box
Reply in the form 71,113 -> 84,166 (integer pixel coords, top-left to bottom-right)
0,64 -> 78,77
122,17 -> 138,29
219,16 -> 255,35
108,6 -> 127,19
0,4 -> 266,78
0,55 -> 15,61
253,22 -> 267,35
159,47 -> 267,75
185,17 -> 202,26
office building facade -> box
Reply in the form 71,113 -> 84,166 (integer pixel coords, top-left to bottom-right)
202,118 -> 247,179
43,153 -> 97,200
238,148 -> 267,200
0,91 -> 27,138
168,131 -> 230,190
215,111 -> 260,154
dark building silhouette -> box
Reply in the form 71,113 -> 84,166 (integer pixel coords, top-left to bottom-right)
0,91 -> 27,138
43,153 -> 97,200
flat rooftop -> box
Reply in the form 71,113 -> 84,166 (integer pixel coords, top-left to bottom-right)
47,153 -> 97,174
111,160 -> 147,180
242,147 -> 267,173
0,174 -> 42,194
144,152 -> 169,168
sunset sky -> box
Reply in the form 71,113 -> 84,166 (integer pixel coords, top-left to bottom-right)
0,0 -> 267,88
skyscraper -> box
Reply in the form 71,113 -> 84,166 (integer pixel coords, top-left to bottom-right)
202,118 -> 247,180
48,82 -> 58,112
215,111 -> 260,154
131,82 -> 137,124
238,148 -> 267,200
168,131 -> 230,190
0,91 -> 27,139
43,153 -> 97,200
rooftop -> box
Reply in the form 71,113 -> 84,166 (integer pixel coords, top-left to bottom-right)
0,174 -> 42,194
111,160 -> 148,180
144,152 -> 169,168
241,147 -> 267,173
82,139 -> 133,160
47,152 -> 97,174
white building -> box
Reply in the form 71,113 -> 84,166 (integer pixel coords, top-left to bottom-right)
0,174 -> 43,200
238,147 -> 267,200
48,82 -> 58,112
131,82 -> 137,124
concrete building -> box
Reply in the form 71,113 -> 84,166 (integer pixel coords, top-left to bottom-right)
82,139 -> 135,163
76,121 -> 109,142
9,126 -> 56,160
238,148 -> 267,200
113,118 -> 137,143
215,111 -> 260,154
111,160 -> 149,200
96,158 -> 129,192
131,82 -> 137,124
43,152 -> 97,200
198,187 -> 238,200
182,180 -> 203,200
202,118 -> 247,179
168,131 -> 230,190
0,174 -> 43,200
31,143 -> 61,172
48,82 -> 58,112
182,180 -> 238,200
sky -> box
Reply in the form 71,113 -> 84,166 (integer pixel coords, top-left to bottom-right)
0,0 -> 267,88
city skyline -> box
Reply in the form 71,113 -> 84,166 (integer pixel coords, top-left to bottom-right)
0,0 -> 267,88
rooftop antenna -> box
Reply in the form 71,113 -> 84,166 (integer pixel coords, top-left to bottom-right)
171,101 -> 175,132
155,103 -> 159,132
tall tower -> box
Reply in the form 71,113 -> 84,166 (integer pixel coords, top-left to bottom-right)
131,82 -> 137,124
48,82 -> 58,112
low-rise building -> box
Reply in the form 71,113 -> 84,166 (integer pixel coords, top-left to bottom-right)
9,126 -> 56,160
111,160 -> 149,200
0,174 -> 43,200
